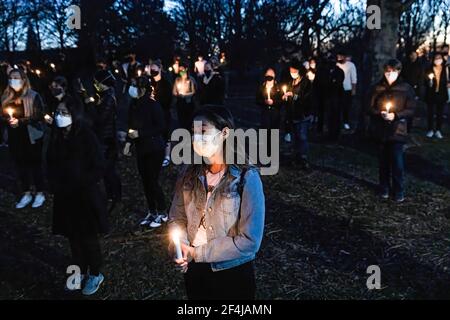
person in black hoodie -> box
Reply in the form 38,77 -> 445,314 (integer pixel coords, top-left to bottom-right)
128,75 -> 167,229
93,70 -> 122,208
424,53 -> 449,139
47,83 -> 108,295
324,56 -> 346,140
368,59 -> 416,203
199,60 -> 225,107
256,67 -> 282,156
282,59 -> 313,169
149,60 -> 173,167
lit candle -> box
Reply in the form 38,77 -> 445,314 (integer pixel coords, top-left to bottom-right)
137,70 -> 142,77
266,86 -> 271,100
6,107 -> 14,119
171,228 -> 183,260
428,73 -> 434,80
114,69 -> 119,74
89,97 -> 95,103
44,114 -> 51,121
128,129 -> 136,134
50,63 -> 56,70
282,85 -> 287,95
35,69 -> 41,76
168,67 -> 173,72
385,102 -> 393,113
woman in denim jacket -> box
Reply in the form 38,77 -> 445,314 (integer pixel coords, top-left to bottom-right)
168,106 -> 265,300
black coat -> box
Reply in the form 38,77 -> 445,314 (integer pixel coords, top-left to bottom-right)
199,73 -> 225,106
424,66 -> 449,104
287,76 -> 313,121
153,77 -> 173,112
368,78 -> 416,143
128,96 -> 166,154
91,88 -> 117,143
47,125 -> 108,237
402,60 -> 424,92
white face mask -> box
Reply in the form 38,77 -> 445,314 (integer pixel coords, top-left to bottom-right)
310,63 -> 316,69
9,79 -> 23,92
55,114 -> 72,128
192,131 -> 221,158
290,73 -> 299,80
128,86 -> 139,98
434,59 -> 443,66
385,71 -> 399,85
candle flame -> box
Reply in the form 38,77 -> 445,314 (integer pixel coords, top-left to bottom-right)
6,107 -> 13,118
386,102 -> 392,113
35,69 -> 41,75
137,70 -> 142,77
171,228 -> 181,242
50,63 -> 55,69
282,85 -> 287,94
428,73 -> 434,80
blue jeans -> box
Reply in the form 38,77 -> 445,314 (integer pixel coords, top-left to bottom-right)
379,142 -> 405,197
293,119 -> 311,160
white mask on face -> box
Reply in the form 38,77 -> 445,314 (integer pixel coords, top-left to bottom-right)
434,59 -> 443,66
310,63 -> 316,69
290,73 -> 299,80
385,71 -> 399,85
9,79 -> 23,92
55,114 -> 72,128
128,86 -> 139,98
192,131 -> 221,158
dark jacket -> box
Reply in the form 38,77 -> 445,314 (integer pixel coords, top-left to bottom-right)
153,77 -> 173,112
128,96 -> 165,154
199,73 -> 225,106
256,82 -> 282,110
424,66 -> 449,104
47,125 -> 108,237
402,59 -> 424,95
91,88 -> 117,143
287,76 -> 313,121
368,78 -> 416,143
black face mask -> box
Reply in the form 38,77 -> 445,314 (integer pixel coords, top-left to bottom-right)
265,76 -> 274,82
51,87 -> 64,97
150,70 -> 159,77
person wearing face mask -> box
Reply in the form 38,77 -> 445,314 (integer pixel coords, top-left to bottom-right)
172,64 -> 197,130
256,67 -> 282,155
336,52 -> 358,131
92,70 -> 122,208
150,60 -> 174,168
424,53 -> 449,139
47,96 -> 108,296
282,59 -> 313,169
128,75 -> 167,228
168,106 -> 265,300
1,68 -> 47,209
199,60 -> 225,107
368,59 -> 416,203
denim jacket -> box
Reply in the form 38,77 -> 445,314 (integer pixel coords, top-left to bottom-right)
168,165 -> 265,271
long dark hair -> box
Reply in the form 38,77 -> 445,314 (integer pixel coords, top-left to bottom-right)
176,105 -> 250,193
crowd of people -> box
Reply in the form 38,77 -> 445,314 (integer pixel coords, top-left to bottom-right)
0,45 -> 449,298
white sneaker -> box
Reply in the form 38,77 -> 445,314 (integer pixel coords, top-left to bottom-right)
435,131 -> 443,139
344,123 -> 350,130
31,193 -> 46,208
82,273 -> 104,296
16,193 -> 33,209
139,211 -> 154,226
426,130 -> 434,138
149,214 -> 168,228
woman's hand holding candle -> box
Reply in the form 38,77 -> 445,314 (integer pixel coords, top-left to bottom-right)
128,129 -> 139,139
44,114 -> 53,125
172,228 -> 194,273
381,102 -> 395,121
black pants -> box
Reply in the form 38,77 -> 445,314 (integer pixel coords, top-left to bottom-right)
379,142 -> 405,196
316,94 -> 328,133
184,261 -> 256,300
68,234 -> 102,276
136,147 -> 166,212
261,108 -> 280,156
176,99 -> 195,131
327,96 -> 341,140
427,100 -> 445,131
339,90 -> 352,125
11,137 -> 45,193
103,142 -> 122,202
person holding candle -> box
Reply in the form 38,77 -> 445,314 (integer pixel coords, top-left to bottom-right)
172,63 -> 197,131
199,60 -> 225,107
128,75 -> 168,228
150,60 -> 174,168
282,59 -> 313,169
424,53 -> 448,139
368,59 -> 416,203
256,67 -> 282,156
47,94 -> 108,295
1,68 -> 47,209
168,106 -> 265,300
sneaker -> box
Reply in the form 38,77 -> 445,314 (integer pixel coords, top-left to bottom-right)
140,211 -> 155,226
394,194 -> 405,203
149,214 -> 168,228
64,274 -> 85,291
284,133 -> 292,143
380,191 -> 389,200
31,192 -> 46,208
82,273 -> 104,296
162,156 -> 171,167
426,130 -> 434,138
16,193 -> 33,209
435,131 -> 443,139
344,123 -> 351,130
